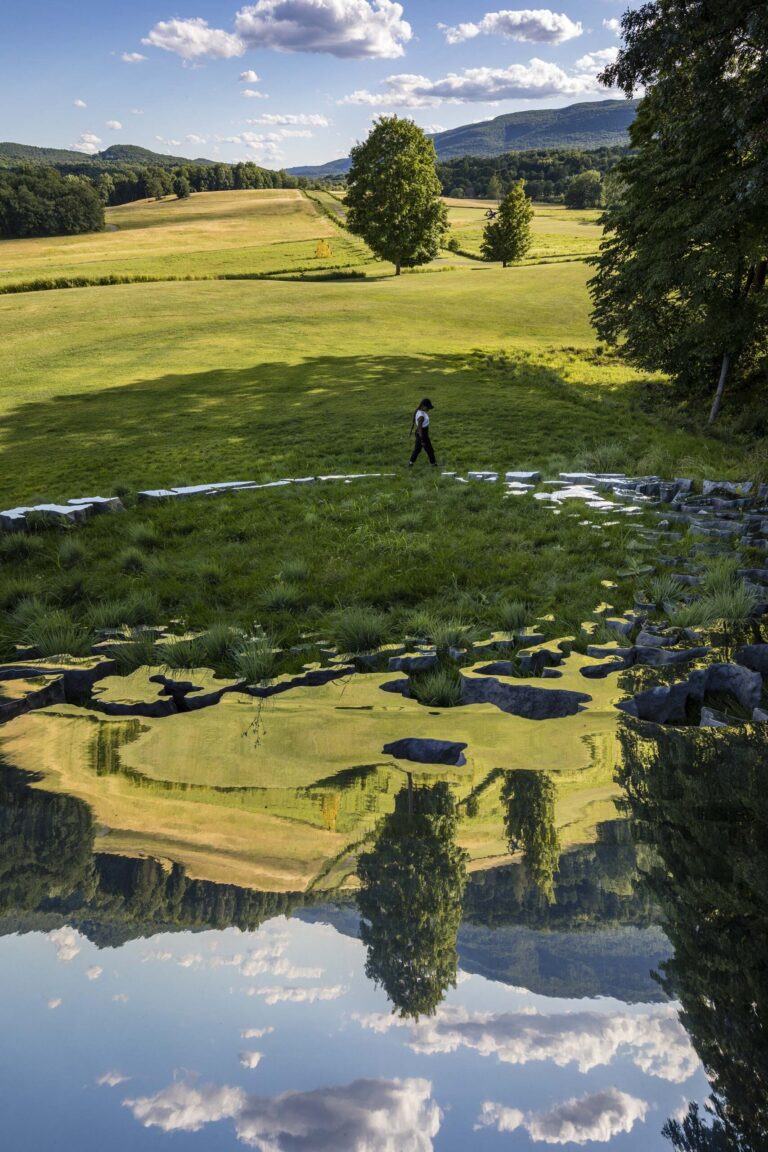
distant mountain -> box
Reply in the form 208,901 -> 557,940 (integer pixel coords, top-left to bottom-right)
0,141 -> 216,170
288,98 -> 639,177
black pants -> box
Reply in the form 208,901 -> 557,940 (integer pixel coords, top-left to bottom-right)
410,430 -> 436,465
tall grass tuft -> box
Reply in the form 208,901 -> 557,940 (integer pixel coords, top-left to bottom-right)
702,555 -> 741,595
332,606 -> 390,654
643,573 -> 687,609
0,534 -> 46,562
104,629 -> 159,672
495,599 -> 529,635
0,577 -> 42,611
21,608 -> 92,657
118,547 -> 148,575
57,537 -> 86,569
260,581 -> 307,612
277,558 -> 311,583
231,635 -> 277,685
125,522 -> 161,550
410,665 -> 463,708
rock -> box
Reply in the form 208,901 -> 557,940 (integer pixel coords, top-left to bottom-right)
505,471 -> 541,483
735,644 -> 768,674
388,654 -> 439,673
380,677 -> 411,696
618,681 -> 693,724
635,646 -> 709,667
0,676 -> 66,722
248,665 -> 356,698
68,496 -> 125,514
700,706 -> 732,728
467,471 -> 498,481
581,659 -> 628,679
586,645 -> 633,659
702,480 -> 753,497
382,738 -> 467,766
753,707 -> 768,722
619,662 -> 763,724
460,675 -> 591,718
635,631 -> 677,648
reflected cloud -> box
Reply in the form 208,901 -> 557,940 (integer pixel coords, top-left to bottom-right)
246,984 -> 346,1005
47,997 -> 62,1010
126,1076 -> 440,1149
241,1027 -> 274,1039
85,965 -> 103,981
97,1071 -> 130,1087
48,927 -> 81,962
142,949 -> 173,963
477,1088 -> 649,1144
356,1004 -> 698,1083
239,1051 -> 263,1069
112,993 -> 129,1003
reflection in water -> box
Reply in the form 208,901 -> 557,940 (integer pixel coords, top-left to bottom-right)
501,769 -> 560,903
356,779 -> 468,1019
619,723 -> 768,1151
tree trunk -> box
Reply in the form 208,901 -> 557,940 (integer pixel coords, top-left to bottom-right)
395,260 -> 401,276
502,259 -> 507,268
708,352 -> 731,424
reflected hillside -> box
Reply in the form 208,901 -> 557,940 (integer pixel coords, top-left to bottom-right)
619,723 -> 768,1150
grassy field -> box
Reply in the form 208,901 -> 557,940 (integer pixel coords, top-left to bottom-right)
444,198 -> 602,263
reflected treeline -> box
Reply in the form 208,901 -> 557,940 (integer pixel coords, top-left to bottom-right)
619,722 -> 768,1151
0,760 -> 305,945
356,780 -> 468,1019
501,770 -> 560,903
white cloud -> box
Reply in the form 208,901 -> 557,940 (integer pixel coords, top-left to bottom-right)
143,17 -> 245,60
184,134 -> 208,145
358,1004 -> 699,1083
85,965 -> 103,981
112,992 -> 129,1003
121,51 -> 147,62
97,1071 -> 130,1087
441,9 -> 583,46
424,123 -> 445,134
575,47 -> 619,70
241,1026 -> 274,1039
240,69 -> 260,81
341,58 -> 600,106
142,949 -> 171,962
48,927 -> 82,962
106,120 -> 122,130
131,108 -> 145,115
242,88 -> 270,99
603,17 -> 621,36
47,997 -> 62,1010
239,1050 -> 263,1069
246,983 -> 346,1005
235,0 -> 412,59
477,1089 -> 649,1145
126,1077 -> 441,1150
248,112 -> 330,126
73,98 -> 87,109
72,132 -> 103,155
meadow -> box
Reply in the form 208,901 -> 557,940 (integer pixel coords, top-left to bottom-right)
443,197 -> 603,263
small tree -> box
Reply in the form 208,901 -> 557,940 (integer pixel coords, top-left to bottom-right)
481,179 -> 533,267
345,116 -> 448,276
173,174 -> 192,200
487,173 -> 503,201
564,169 -> 603,209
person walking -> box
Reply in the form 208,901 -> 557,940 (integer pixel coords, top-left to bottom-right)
408,398 -> 437,467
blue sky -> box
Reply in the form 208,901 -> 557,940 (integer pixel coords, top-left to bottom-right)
0,1 -> 628,167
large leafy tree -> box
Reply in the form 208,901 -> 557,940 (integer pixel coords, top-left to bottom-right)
501,770 -> 560,902
589,0 -> 768,421
481,180 -> 533,267
345,116 -> 448,276
356,780 -> 468,1018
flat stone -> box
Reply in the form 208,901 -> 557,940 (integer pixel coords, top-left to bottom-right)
382,738 -> 467,766
138,489 -> 178,501
635,645 -> 709,668
388,654 -> 439,673
700,706 -> 732,728
505,471 -> 541,483
467,471 -> 498,481
635,631 -> 677,648
68,496 -> 125,513
460,675 -> 591,718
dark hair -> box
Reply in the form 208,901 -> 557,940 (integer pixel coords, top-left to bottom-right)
419,398 -> 434,409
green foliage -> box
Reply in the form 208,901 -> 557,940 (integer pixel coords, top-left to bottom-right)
103,630 -> 159,672
564,170 -> 603,209
494,599 -> 529,634
644,572 -> 687,609
346,117 -> 448,274
357,782 -> 468,1017
57,537 -> 86,569
436,145 -> 629,201
589,6 -> 768,420
231,633 -> 276,685
0,167 -> 104,239
501,770 -> 560,903
117,546 -> 148,575
409,665 -> 463,708
332,606 -> 389,654
20,607 -> 92,657
481,181 -> 534,267
260,580 -> 307,611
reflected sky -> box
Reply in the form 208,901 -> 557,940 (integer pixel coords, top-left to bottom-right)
0,915 -> 709,1151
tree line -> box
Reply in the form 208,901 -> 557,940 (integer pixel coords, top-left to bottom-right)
0,167 -> 104,239
436,146 -> 626,204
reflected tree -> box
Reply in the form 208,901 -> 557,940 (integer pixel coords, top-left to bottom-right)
501,770 -> 560,903
356,779 -> 468,1018
619,722 -> 768,1150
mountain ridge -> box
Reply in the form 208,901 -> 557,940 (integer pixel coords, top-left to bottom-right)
0,142 -> 216,169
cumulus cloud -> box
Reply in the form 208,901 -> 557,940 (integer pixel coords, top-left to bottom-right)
47,997 -> 62,1010
240,69 -> 260,81
603,17 -> 621,35
48,927 -> 82,962
477,1089 -> 649,1145
424,123 -> 445,134
97,1071 -> 130,1087
126,1076 -> 441,1150
185,133 -> 208,144
143,17 -> 245,60
131,108 -> 145,115
142,949 -> 172,962
73,98 -> 87,108
239,1050 -> 263,1069
341,58 -> 600,106
121,51 -> 147,62
178,953 -> 204,969
85,965 -> 103,981
72,132 -> 102,155
248,112 -> 330,126
241,1026 -> 274,1039
441,9 -> 583,46
358,1004 -> 699,1083
242,88 -> 269,99
246,984 -> 346,1005
234,0 -> 412,59
106,120 -> 122,130
575,47 -> 619,71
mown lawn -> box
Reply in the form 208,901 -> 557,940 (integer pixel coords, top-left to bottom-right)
443,198 -> 603,263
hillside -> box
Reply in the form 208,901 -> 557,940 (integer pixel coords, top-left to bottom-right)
288,99 -> 639,177
0,141 -> 215,170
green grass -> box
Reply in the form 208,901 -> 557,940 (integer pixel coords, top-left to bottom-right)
443,199 -> 603,264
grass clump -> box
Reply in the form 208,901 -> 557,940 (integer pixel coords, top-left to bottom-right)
57,537 -> 86,569
332,606 -> 390,654
125,522 -> 161,550
642,573 -> 687,609
277,557 -> 311,583
494,599 -> 529,635
21,607 -> 92,658
85,590 -> 161,630
117,547 -> 148,575
231,634 -> 277,685
260,581 -> 307,612
103,629 -> 159,673
410,664 -> 463,708
0,534 -> 46,562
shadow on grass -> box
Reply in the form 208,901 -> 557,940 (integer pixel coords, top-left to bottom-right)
0,351 -> 653,503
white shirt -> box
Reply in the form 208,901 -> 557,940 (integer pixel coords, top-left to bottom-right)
415,409 -> 430,429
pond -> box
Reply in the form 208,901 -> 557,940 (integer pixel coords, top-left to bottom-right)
0,646 -> 765,1150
